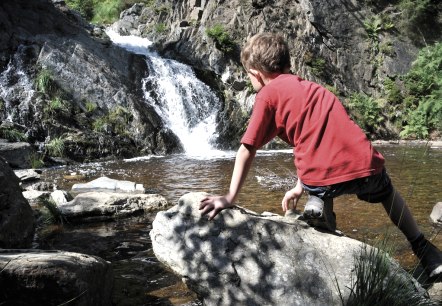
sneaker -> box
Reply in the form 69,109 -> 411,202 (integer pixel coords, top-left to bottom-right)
302,196 -> 336,232
411,236 -> 442,279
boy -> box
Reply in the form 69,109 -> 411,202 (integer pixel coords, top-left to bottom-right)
199,32 -> 442,280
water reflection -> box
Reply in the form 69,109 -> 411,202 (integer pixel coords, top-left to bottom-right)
39,144 -> 442,304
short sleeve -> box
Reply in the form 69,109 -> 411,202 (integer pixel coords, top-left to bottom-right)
241,96 -> 278,148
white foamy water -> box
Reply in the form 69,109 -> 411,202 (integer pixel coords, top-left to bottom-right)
0,45 -> 36,121
106,29 -> 224,158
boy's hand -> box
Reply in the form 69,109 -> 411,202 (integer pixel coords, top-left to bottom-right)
281,179 -> 304,211
199,196 -> 233,220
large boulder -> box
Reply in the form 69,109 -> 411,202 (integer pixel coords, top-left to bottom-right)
0,157 -> 35,248
0,140 -> 34,169
0,249 -> 113,306
150,192 -> 428,306
58,191 -> 168,222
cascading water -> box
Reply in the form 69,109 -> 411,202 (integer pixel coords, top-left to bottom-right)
106,29 -> 225,158
0,45 -> 37,122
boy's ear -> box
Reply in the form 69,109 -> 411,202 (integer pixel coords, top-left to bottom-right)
249,68 -> 260,76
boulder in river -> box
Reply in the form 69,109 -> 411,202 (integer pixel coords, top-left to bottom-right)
0,157 -> 35,248
72,176 -> 146,193
58,191 -> 168,222
430,202 -> 442,227
0,249 -> 113,306
150,192 -> 431,306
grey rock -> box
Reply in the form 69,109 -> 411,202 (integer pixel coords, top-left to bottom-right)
430,202 -> 442,227
0,249 -> 113,306
0,141 -> 34,169
50,189 -> 73,205
150,192 -> 427,306
0,157 -> 35,248
72,176 -> 146,193
59,191 -> 168,222
13,168 -> 41,182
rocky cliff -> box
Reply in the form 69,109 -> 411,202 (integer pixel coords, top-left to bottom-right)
0,0 -> 182,164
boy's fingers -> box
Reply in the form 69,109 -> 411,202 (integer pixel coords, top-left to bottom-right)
199,203 -> 213,216
199,197 -> 211,210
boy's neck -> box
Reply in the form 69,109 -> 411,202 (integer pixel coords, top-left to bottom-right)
261,72 -> 283,85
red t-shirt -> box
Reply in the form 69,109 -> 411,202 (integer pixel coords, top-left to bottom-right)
241,74 -> 385,186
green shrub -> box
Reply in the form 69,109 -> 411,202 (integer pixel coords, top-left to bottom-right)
399,0 -> 436,30
343,242 -> 438,306
66,0 -> 95,20
43,96 -> 66,119
28,152 -> 45,169
38,198 -> 64,225
46,137 -> 65,157
85,101 -> 97,113
92,117 -> 108,133
308,57 -> 326,77
108,105 -> 133,134
400,42 -> 442,138
35,69 -> 57,95
92,0 -> 122,24
155,23 -> 167,34
0,127 -> 27,142
206,25 -> 235,53
347,93 -> 384,134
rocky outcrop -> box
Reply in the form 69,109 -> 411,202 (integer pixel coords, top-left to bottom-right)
0,0 -> 182,162
59,191 -> 168,222
0,157 -> 35,248
0,249 -> 113,306
150,192 -> 429,305
0,139 -> 34,169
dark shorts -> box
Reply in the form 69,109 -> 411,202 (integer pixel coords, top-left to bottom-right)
302,168 -> 393,203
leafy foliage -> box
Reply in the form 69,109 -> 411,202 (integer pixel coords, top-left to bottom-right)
35,69 -> 57,95
0,126 -> 27,142
66,0 -> 153,24
85,101 -> 97,113
92,106 -> 133,135
46,137 -> 65,157
92,0 -> 122,24
28,152 -> 45,169
347,93 -> 384,135
206,25 -> 236,53
400,42 -> 442,138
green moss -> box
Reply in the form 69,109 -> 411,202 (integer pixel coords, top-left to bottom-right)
206,25 -> 236,53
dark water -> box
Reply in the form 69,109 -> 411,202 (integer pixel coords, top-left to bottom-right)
38,144 -> 442,305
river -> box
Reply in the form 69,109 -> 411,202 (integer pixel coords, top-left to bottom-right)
37,143 -> 442,305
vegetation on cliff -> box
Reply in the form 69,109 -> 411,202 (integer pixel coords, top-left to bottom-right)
347,42 -> 441,139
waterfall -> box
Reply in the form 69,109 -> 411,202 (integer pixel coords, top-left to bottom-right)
0,45 -> 36,122
106,29 -> 225,158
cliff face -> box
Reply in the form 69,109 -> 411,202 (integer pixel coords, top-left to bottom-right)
0,0 -> 181,162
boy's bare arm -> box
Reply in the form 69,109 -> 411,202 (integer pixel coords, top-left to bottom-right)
281,178 -> 304,211
199,144 -> 257,220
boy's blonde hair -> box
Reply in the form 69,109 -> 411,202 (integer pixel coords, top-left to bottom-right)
241,33 -> 290,73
